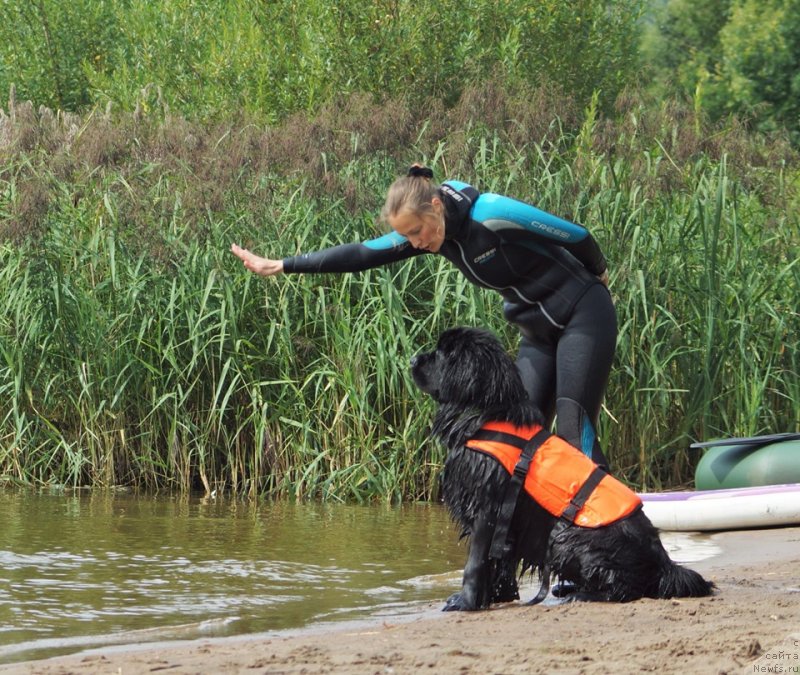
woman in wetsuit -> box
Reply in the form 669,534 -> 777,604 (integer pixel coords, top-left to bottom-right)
231,166 -> 616,468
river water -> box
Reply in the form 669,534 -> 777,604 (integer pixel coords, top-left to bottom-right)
0,488 -> 720,665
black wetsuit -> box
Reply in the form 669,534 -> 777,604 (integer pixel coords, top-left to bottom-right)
283,181 -> 617,466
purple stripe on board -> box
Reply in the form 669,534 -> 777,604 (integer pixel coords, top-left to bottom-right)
638,483 -> 800,502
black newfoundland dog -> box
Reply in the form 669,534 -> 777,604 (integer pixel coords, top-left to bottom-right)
411,327 -> 714,611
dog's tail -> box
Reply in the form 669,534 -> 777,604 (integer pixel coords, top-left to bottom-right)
658,562 -> 715,598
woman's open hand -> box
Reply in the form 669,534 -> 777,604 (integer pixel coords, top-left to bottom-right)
230,243 -> 284,276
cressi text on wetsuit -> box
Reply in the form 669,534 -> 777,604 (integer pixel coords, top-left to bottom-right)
282,180 -> 617,466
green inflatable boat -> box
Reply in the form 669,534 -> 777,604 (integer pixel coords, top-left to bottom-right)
637,433 -> 800,531
693,432 -> 800,490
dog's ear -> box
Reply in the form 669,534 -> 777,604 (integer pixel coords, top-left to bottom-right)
436,328 -> 527,408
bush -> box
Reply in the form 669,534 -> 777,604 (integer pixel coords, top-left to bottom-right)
1,0 -> 644,121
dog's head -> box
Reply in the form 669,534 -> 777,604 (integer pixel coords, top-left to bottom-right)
411,327 -> 528,409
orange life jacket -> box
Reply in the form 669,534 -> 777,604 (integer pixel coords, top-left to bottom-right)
465,421 -> 641,528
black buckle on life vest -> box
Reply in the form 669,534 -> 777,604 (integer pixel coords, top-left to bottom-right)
488,427 -> 551,561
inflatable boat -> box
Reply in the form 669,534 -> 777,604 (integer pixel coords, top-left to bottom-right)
692,432 -> 800,490
638,433 -> 800,532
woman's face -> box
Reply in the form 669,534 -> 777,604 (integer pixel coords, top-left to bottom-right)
389,199 -> 445,252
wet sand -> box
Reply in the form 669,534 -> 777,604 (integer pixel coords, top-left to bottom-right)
3,526 -> 799,674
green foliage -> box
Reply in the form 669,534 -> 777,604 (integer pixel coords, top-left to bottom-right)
0,0 -> 118,110
1,0 -> 644,121
642,0 -> 800,143
511,0 -> 645,109
641,0 -> 732,111
717,0 -> 800,139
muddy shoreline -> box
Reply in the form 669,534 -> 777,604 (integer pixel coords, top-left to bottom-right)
3,527 -> 799,674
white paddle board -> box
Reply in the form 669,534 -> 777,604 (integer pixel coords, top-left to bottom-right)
639,483 -> 800,532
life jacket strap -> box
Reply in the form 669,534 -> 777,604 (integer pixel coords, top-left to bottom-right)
559,466 -> 607,523
489,427 -> 551,560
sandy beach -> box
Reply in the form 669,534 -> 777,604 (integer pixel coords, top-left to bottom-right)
2,526 -> 799,675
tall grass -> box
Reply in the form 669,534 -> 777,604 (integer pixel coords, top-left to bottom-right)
1,87 -> 798,498
604,157 -> 800,487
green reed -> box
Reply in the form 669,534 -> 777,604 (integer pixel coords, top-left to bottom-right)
0,93 -> 798,498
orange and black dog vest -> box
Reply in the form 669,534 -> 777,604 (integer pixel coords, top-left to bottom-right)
466,421 -> 641,527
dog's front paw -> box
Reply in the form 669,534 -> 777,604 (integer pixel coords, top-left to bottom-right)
443,592 -> 477,612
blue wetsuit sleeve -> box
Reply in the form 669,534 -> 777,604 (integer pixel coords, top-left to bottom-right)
472,193 -> 607,275
282,231 -> 425,273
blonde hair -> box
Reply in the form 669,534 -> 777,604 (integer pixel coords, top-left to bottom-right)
380,175 -> 440,224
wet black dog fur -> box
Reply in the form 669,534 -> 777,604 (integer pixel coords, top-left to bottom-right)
411,327 -> 714,611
